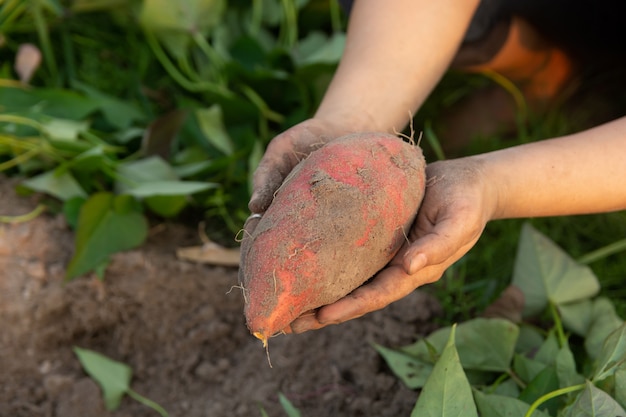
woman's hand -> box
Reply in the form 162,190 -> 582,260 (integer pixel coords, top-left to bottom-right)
286,157 -> 499,333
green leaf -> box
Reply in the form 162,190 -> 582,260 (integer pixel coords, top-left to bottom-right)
72,80 -> 145,129
616,366 -> 626,410
513,354 -> 548,385
22,169 -> 88,201
518,366 -> 560,413
139,0 -> 225,57
592,323 -> 626,382
375,344 -> 434,389
402,318 -> 519,373
585,298 -> 624,360
145,195 -> 188,218
411,324 -> 478,417
63,196 -> 87,229
0,86 -> 100,120
115,156 -> 216,217
41,117 -> 90,141
556,345 -> 586,388
293,31 -> 345,66
172,160 -> 214,178
490,379 -> 520,398
534,330 -> 560,365
559,300 -> 594,336
65,193 -> 148,280
561,381 -> 626,417
515,325 -> 545,355
512,223 -> 600,317
195,105 -> 234,155
473,389 -> 550,417
67,146 -> 109,173
73,347 -> 132,411
125,180 -> 216,197
117,156 -> 178,185
278,393 -> 302,417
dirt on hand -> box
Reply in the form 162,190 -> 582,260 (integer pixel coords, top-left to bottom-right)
0,177 -> 442,417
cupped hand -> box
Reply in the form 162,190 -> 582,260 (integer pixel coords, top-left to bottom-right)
286,156 -> 500,333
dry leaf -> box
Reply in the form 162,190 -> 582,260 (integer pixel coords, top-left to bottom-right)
15,43 -> 42,84
481,284 -> 525,323
176,241 -> 240,267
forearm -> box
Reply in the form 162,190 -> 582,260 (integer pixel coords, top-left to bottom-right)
480,116 -> 626,219
315,0 -> 480,133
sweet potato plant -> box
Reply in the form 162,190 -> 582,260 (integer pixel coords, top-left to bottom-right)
0,0 -> 346,279
377,223 -> 626,417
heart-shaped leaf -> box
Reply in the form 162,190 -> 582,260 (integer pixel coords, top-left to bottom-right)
411,324 -> 478,417
616,366 -> 626,409
65,192 -> 148,280
561,381 -> 626,417
513,223 -> 600,317
22,169 -> 88,201
73,347 -> 132,411
593,323 -> 626,382
375,344 -> 433,389
584,298 -> 624,360
473,389 -> 550,417
402,318 -> 519,373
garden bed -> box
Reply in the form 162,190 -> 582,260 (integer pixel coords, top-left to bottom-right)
0,177 -> 442,417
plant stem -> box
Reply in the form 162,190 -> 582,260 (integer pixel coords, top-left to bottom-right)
577,237 -> 626,265
126,389 -> 169,417
143,30 -> 232,97
0,114 -> 45,132
279,0 -> 297,49
523,383 -> 586,417
486,372 -> 511,393
0,0 -> 28,32
0,204 -> 46,224
506,368 -> 527,390
549,302 -> 567,348
424,120 -> 446,161
60,23 -> 76,83
32,0 -> 59,86
480,69 -> 528,139
0,147 -> 41,171
329,0 -> 343,33
250,0 -> 263,36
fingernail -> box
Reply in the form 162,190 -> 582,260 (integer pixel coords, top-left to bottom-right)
408,253 -> 427,274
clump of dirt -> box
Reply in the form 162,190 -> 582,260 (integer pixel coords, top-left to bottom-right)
0,177 -> 442,417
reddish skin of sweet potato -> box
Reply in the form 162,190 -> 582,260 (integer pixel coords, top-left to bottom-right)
240,132 -> 426,345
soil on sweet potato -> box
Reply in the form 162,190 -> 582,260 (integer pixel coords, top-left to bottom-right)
0,176 -> 442,417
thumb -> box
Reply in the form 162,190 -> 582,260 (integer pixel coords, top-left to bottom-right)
402,219 -> 483,275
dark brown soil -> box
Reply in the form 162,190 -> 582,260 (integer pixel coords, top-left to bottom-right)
0,177 -> 442,417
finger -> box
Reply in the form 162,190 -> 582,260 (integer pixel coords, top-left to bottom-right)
315,264 -> 443,326
249,128 -> 314,212
288,311 -> 327,334
403,213 -> 484,275
249,153 -> 292,213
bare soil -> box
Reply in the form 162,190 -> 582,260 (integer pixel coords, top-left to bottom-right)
0,177 -> 442,417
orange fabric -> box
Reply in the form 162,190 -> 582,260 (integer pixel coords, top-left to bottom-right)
465,17 -> 573,101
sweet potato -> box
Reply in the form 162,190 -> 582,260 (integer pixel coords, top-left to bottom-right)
240,132 -> 427,346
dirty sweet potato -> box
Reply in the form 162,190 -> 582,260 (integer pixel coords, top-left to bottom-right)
239,132 -> 427,346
